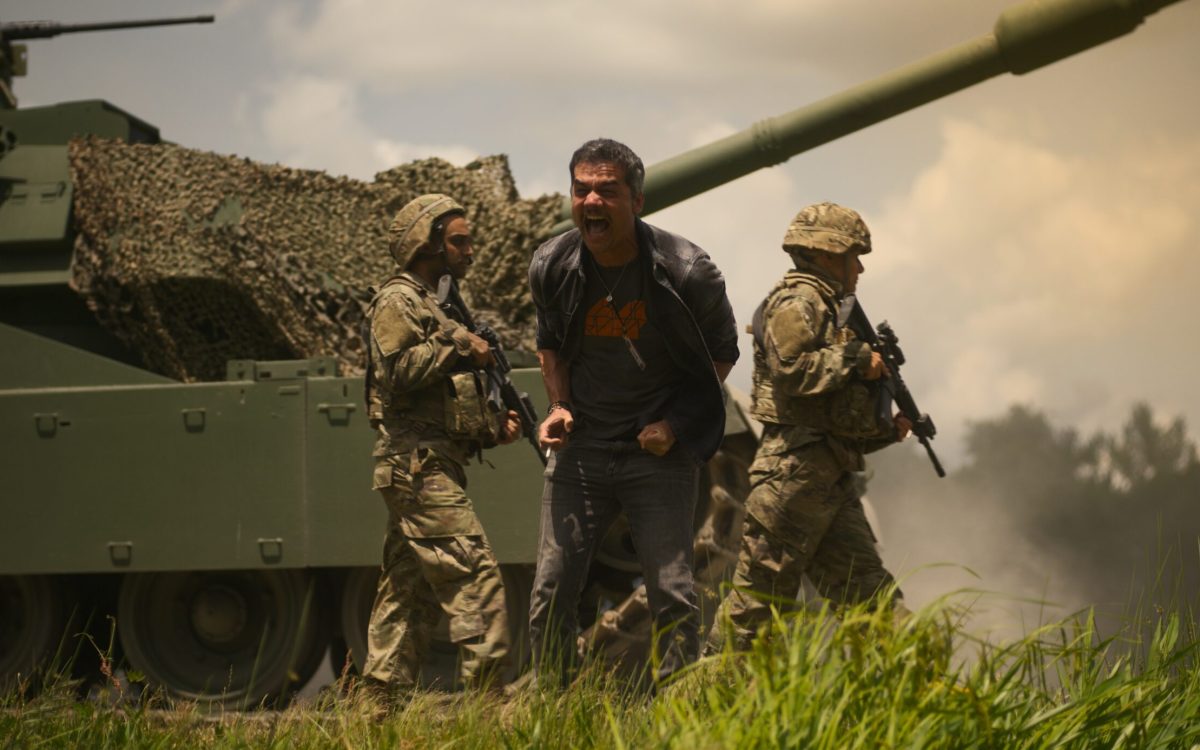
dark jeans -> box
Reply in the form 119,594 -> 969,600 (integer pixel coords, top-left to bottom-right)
528,437 -> 700,685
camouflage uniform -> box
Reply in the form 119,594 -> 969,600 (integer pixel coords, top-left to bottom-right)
363,196 -> 510,690
709,203 -> 902,651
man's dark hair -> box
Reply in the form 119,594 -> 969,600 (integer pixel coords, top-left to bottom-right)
569,138 -> 645,198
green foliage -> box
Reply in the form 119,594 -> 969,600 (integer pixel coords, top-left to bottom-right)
874,401 -> 1200,612
662,597 -> 1199,749
957,401 -> 1199,503
5,596 -> 1200,749
958,404 -> 1104,501
1105,404 -> 1199,490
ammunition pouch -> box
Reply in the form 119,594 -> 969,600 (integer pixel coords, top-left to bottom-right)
827,381 -> 894,439
754,376 -> 893,441
444,371 -> 501,444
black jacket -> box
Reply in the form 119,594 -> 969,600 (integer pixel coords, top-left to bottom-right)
528,218 -> 739,462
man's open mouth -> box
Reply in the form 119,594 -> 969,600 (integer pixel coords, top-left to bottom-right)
584,217 -> 609,234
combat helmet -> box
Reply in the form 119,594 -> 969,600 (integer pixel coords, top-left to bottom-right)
782,202 -> 871,256
388,193 -> 466,267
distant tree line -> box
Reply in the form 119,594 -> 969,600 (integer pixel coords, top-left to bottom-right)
871,402 -> 1200,615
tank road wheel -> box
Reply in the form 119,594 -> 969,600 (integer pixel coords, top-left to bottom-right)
117,569 -> 330,709
0,575 -> 70,692
336,563 -> 534,686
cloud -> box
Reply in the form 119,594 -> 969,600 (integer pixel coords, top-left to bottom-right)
261,0 -> 1033,92
258,75 -> 480,178
869,119 -> 1200,455
214,0 -> 257,18
370,141 -> 480,172
265,1 -> 685,87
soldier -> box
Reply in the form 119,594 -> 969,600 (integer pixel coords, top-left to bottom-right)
706,202 -> 911,653
363,194 -> 523,698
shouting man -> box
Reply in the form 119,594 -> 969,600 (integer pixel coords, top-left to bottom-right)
527,138 -> 738,685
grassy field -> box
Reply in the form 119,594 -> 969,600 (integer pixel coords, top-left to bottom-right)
5,594 -> 1200,749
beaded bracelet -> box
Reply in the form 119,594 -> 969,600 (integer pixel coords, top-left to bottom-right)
547,400 -> 573,415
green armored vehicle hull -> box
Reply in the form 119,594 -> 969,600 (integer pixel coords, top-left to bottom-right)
0,0 -> 1189,706
1,320 -> 544,702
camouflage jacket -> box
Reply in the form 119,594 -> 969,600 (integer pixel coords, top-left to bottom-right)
749,261 -> 894,466
365,272 -> 496,461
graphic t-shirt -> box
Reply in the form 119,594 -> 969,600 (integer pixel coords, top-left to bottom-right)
569,252 -> 685,440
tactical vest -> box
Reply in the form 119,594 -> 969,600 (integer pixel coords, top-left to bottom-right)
364,274 -> 500,445
749,273 -> 891,441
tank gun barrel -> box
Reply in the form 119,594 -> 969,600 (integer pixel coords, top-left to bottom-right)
0,15 -> 214,41
549,0 -> 1187,234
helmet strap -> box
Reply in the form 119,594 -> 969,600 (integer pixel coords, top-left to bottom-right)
408,241 -> 451,286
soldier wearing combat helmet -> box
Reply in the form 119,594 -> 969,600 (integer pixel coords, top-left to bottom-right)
705,202 -> 911,653
362,194 -> 522,699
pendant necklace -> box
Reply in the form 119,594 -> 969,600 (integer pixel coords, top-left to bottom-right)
590,253 -> 647,371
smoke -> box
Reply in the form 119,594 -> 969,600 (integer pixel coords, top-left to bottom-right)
869,450 -> 1083,638
867,409 -> 1200,640
867,119 -> 1200,466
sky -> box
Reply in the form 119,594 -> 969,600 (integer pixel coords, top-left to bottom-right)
7,0 -> 1199,464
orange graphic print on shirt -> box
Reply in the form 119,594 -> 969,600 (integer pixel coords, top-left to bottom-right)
584,299 -> 646,339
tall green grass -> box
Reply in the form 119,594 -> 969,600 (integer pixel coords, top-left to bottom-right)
667,593 -> 1200,749
5,593 -> 1199,749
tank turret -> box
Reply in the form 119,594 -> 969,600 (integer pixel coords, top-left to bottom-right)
0,15 -> 213,368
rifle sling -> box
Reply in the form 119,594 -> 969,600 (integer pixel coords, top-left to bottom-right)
750,299 -> 767,350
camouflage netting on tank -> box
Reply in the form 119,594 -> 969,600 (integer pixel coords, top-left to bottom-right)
68,137 -> 562,381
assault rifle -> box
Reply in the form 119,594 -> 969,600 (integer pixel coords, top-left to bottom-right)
436,275 -> 546,466
840,296 -> 945,478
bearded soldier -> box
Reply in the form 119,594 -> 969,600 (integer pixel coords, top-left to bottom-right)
706,202 -> 911,652
363,194 -> 522,697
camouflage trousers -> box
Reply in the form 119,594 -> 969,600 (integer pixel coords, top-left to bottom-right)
363,446 -> 510,689
706,440 -> 898,652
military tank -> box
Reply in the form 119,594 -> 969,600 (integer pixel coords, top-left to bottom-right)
0,0 -> 1188,707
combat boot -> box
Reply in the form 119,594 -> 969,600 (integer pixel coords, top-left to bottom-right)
359,676 -> 412,719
